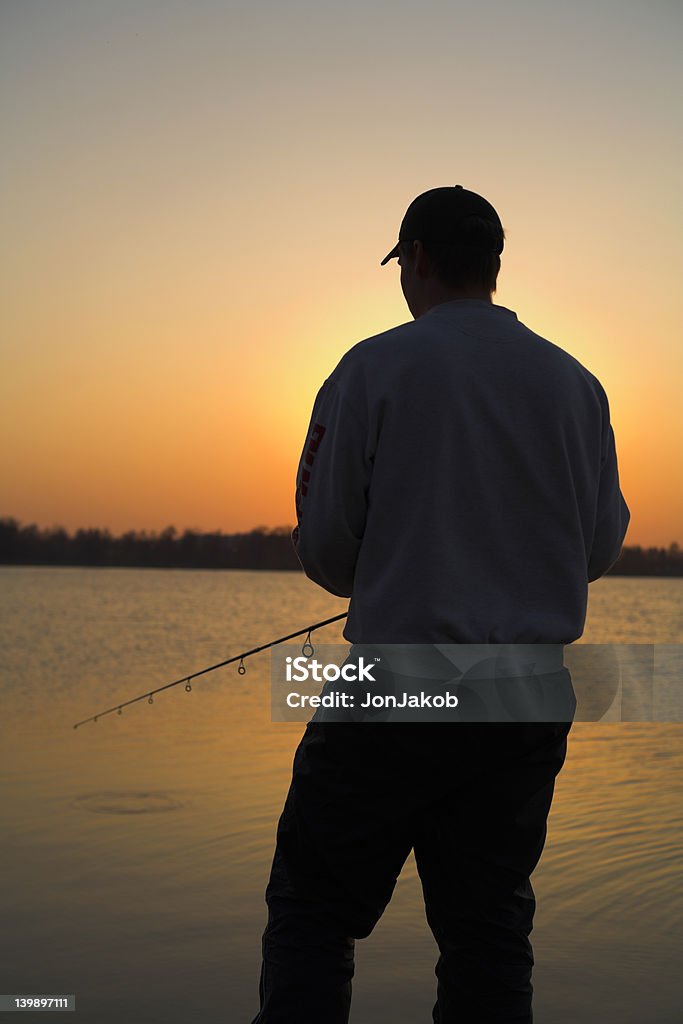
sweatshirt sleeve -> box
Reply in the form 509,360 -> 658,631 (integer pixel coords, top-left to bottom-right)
587,389 -> 630,582
292,377 -> 372,598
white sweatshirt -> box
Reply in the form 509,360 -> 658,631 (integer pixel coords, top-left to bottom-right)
293,299 -> 630,644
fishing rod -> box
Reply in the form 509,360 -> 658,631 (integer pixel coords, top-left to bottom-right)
72,611 -> 348,729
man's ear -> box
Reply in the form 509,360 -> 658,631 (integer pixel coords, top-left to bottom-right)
413,240 -> 432,279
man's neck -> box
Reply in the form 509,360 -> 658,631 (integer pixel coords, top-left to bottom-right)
417,290 -> 493,317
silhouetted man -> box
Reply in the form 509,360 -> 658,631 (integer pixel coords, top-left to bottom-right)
250,185 -> 630,1023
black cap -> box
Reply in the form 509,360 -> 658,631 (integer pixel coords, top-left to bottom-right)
380,184 -> 504,266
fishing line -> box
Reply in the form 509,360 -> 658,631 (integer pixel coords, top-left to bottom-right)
72,612 -> 348,729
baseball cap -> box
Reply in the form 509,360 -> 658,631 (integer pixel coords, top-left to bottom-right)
380,184 -> 504,266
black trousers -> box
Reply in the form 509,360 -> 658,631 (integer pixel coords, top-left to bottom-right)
250,716 -> 572,1024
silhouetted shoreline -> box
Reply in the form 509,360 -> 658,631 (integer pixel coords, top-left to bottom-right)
0,517 -> 681,576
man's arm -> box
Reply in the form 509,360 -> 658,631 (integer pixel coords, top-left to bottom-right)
587,390 -> 630,582
292,378 -> 372,597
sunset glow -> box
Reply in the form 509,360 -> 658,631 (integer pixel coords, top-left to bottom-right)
2,1 -> 681,546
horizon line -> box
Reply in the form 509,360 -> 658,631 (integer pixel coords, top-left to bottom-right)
0,515 -> 680,552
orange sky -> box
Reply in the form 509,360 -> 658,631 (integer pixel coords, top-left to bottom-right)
2,1 -> 681,547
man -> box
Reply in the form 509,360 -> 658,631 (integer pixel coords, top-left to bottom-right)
250,185 -> 630,1023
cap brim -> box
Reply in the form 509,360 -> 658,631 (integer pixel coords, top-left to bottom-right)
380,244 -> 399,266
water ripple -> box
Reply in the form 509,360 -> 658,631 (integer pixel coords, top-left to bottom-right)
73,790 -> 188,815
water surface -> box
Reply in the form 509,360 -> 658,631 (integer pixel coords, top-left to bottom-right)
1,568 -> 681,1023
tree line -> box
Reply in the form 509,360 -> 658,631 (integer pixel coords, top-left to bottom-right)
0,518 -> 300,570
0,517 -> 682,575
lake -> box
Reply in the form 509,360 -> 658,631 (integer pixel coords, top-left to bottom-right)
1,567 -> 682,1023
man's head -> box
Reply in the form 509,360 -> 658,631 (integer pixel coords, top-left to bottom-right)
381,185 -> 505,318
